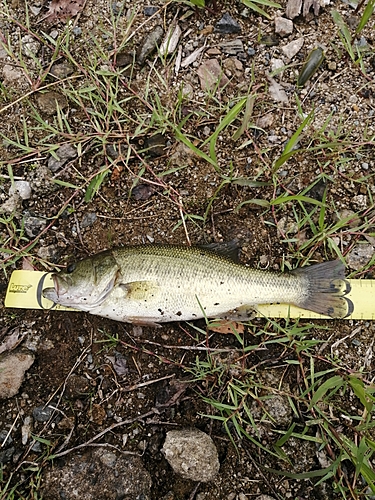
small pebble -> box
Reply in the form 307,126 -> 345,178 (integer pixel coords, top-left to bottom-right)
214,12 -> 241,34
9,180 -> 31,200
33,404 -> 56,422
137,25 -> 164,64
23,211 -> 47,238
282,37 -> 304,59
81,212 -> 97,228
144,6 -> 158,16
275,17 -> 293,36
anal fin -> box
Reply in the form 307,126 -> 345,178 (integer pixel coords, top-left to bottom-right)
219,305 -> 257,322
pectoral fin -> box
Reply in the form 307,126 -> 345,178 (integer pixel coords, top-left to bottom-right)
119,281 -> 160,301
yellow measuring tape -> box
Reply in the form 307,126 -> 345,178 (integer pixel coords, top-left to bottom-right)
4,270 -> 375,320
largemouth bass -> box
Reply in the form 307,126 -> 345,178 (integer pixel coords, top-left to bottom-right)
43,244 -> 353,324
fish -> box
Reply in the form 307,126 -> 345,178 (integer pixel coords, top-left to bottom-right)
42,244 -> 354,324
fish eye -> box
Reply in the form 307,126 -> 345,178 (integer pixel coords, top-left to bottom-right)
66,263 -> 76,274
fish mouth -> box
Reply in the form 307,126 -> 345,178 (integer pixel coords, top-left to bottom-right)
43,274 -> 66,304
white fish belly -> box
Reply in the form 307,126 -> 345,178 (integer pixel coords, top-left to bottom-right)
90,269 -> 304,324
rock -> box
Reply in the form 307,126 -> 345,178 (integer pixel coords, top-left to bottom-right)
248,47 -> 256,56
267,76 -> 288,103
0,350 -> 35,399
144,6 -> 158,16
114,52 -> 134,76
206,47 -> 221,57
286,0 -> 302,19
170,143 -> 198,167
105,143 -> 126,159
36,91 -> 68,116
137,25 -> 164,64
29,4 -> 42,15
271,58 -> 284,76
23,211 -> 47,238
0,430 -> 13,446
49,62 -> 74,79
263,395 -> 292,427
274,17 -> 293,37
0,445 -> 15,464
21,34 -> 41,58
21,416 -> 32,445
223,58 -> 244,80
81,212 -> 97,228
214,12 -> 241,34
352,194 -> 367,210
2,64 -> 25,85
282,37 -> 304,59
257,113 -> 274,129
0,193 -> 22,214
219,39 -> 244,56
9,180 -> 32,200
144,133 -> 167,156
0,429 -> 15,462
33,404 -> 57,422
197,59 -> 230,91
132,184 -> 155,201
27,165 -> 54,195
347,244 -> 374,270
162,428 -> 220,482
37,244 -> 60,263
334,209 -> 361,228
111,2 -> 126,15
64,374 -> 91,399
105,351 -> 128,376
48,144 -> 77,172
41,448 -> 151,500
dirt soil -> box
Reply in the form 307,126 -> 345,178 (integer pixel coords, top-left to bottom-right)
1,0 -> 375,499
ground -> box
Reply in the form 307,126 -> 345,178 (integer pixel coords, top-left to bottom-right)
0,0 -> 375,499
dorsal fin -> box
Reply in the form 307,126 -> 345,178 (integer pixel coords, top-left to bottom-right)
199,239 -> 240,263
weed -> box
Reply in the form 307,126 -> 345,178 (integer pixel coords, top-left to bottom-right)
186,317 -> 375,497
172,0 -> 282,18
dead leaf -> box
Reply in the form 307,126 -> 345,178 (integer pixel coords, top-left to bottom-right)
22,257 -> 35,271
160,23 -> 181,57
110,165 -> 123,181
41,0 -> 86,24
207,321 -> 245,335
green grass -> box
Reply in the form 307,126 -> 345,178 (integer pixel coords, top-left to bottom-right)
1,1 -> 375,498
185,319 -> 375,497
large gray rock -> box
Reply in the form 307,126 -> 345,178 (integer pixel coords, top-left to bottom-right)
42,448 -> 151,499
162,428 -> 220,482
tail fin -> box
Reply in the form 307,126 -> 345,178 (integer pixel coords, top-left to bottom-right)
292,261 -> 353,319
